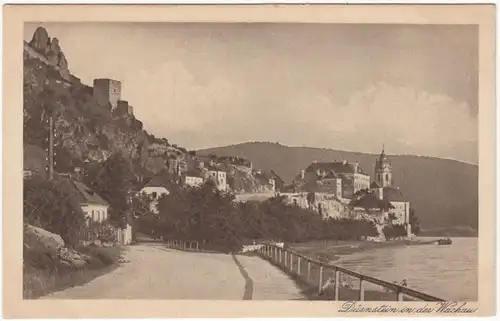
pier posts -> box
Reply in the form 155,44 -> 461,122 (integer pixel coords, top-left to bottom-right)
334,269 -> 340,300
319,266 -> 324,293
254,245 -> 443,302
359,278 -> 365,301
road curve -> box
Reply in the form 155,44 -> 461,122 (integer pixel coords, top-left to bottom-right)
41,243 -> 303,300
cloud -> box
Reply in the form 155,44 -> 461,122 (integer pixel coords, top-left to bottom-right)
124,61 -> 246,134
263,82 -> 477,162
336,82 -> 477,146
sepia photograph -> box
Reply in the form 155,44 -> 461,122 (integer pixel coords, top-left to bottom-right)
3,3 -> 496,318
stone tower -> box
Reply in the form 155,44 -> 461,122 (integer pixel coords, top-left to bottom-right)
93,78 -> 122,109
374,146 -> 392,188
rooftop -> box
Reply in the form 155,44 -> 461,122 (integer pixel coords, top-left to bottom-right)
185,169 -> 204,178
143,173 -> 173,189
383,187 -> 406,202
69,179 -> 109,206
305,161 -> 367,175
350,193 -> 394,210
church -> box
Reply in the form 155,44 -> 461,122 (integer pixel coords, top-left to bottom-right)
369,147 -> 412,236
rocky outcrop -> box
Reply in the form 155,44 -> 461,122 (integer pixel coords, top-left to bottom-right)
27,27 -> 71,81
23,224 -> 92,269
24,224 -> 65,254
28,27 -> 51,53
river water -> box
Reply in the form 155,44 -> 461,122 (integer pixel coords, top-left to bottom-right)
333,237 -> 477,301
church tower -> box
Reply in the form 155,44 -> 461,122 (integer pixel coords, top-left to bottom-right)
374,146 -> 392,187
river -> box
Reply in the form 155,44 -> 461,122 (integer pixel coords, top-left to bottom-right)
333,237 -> 477,301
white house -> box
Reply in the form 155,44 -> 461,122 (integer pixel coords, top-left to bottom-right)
139,176 -> 170,214
207,169 -> 227,191
71,180 -> 110,223
66,178 -> 132,245
183,170 -> 204,188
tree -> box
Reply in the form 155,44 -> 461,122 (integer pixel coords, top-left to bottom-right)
130,192 -> 154,219
131,192 -> 160,238
409,208 -> 421,235
93,153 -> 135,228
24,175 -> 86,247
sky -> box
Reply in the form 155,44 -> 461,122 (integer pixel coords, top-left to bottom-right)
24,23 -> 479,164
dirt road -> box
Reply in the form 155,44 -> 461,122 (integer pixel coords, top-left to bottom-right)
42,244 -> 303,300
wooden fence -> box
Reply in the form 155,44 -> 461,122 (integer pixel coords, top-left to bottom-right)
257,243 -> 445,302
165,239 -> 200,251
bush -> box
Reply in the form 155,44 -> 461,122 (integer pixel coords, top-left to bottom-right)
383,225 -> 407,239
24,175 -> 86,247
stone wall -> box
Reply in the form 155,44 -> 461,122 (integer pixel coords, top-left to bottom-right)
93,78 -> 122,109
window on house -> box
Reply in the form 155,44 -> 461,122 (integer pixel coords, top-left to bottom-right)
152,192 -> 158,199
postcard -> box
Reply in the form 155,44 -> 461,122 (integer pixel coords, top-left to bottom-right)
2,3 -> 496,318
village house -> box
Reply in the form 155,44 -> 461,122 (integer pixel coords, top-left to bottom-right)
281,192 -> 310,208
349,191 -> 395,222
296,160 -> 370,199
56,175 -> 133,245
69,179 -> 110,224
205,164 -> 228,191
182,169 -> 204,188
139,175 -> 170,214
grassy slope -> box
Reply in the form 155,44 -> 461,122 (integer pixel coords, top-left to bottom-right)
198,142 -> 478,231
23,245 -> 124,299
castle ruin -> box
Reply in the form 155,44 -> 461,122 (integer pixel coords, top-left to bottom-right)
93,78 -> 122,109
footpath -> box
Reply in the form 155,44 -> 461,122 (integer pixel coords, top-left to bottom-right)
42,243 -> 304,300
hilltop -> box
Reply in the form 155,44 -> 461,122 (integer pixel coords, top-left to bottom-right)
23,27 -> 271,193
197,142 -> 478,230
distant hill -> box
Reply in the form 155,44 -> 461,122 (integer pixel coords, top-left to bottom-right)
198,142 -> 478,230
419,226 -> 478,238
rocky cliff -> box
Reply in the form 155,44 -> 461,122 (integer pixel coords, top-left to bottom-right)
23,27 -> 271,193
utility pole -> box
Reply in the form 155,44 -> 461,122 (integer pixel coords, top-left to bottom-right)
46,116 -> 55,181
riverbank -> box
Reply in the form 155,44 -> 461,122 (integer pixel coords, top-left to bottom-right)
290,239 -> 431,263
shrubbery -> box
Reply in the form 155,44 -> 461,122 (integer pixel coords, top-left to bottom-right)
23,175 -> 86,247
138,182 -> 379,253
383,225 -> 407,240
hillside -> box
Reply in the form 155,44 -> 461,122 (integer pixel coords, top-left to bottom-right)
419,226 -> 478,238
198,142 -> 478,230
23,27 -> 271,193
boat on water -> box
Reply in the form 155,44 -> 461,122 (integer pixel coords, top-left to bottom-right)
436,238 -> 452,245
